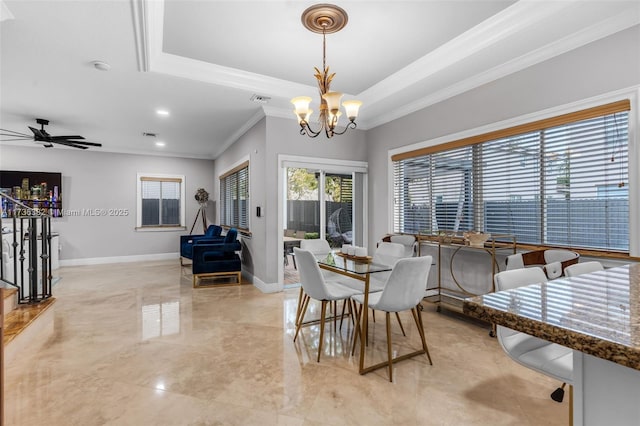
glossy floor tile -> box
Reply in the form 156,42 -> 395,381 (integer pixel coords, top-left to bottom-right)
4,260 -> 567,425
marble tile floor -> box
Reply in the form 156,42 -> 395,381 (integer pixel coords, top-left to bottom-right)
284,255 -> 300,285
4,260 -> 567,425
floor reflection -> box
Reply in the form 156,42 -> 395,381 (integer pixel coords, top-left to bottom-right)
4,260 -> 568,426
141,300 -> 180,340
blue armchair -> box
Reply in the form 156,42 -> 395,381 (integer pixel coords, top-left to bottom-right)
192,228 -> 242,286
180,225 -> 223,264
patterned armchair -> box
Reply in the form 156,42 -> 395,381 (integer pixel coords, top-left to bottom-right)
180,225 -> 223,264
192,228 -> 242,286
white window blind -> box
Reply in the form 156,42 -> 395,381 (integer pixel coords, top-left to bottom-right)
220,161 -> 249,230
393,101 -> 630,252
140,178 -> 182,226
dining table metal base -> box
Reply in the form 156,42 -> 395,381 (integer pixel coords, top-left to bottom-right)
354,305 -> 432,379
359,349 -> 428,375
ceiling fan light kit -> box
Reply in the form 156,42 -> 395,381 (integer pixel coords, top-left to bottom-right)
291,3 -> 362,139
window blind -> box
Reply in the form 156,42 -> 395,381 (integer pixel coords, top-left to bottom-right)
141,179 -> 181,226
393,103 -> 630,252
220,161 -> 249,231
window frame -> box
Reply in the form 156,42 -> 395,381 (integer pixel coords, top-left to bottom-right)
219,160 -> 250,232
136,173 -> 186,231
389,93 -> 639,259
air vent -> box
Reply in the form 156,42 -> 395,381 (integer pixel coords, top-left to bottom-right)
142,132 -> 157,137
250,94 -> 271,104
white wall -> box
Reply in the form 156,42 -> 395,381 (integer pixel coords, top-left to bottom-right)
213,115 -> 368,288
0,145 -> 216,263
366,25 -> 640,250
265,116 -> 368,286
212,118 -> 266,286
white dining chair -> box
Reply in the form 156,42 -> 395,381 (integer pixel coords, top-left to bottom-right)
564,261 -> 604,277
352,255 -> 433,381
371,242 -> 409,333
389,234 -> 417,258
373,242 -> 407,272
300,238 -> 331,256
338,242 -> 406,293
293,247 -> 363,362
300,238 -> 340,281
339,242 -> 408,336
494,267 -> 573,419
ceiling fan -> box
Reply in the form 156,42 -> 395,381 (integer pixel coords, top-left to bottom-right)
0,118 -> 102,149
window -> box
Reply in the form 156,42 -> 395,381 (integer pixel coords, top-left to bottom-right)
393,100 -> 630,252
136,174 -> 186,229
220,161 -> 249,231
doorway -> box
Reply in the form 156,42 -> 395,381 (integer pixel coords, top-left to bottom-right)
278,155 -> 368,285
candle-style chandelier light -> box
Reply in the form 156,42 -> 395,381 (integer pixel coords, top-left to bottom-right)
291,4 -> 362,139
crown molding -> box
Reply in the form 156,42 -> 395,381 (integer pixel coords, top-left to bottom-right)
134,0 -> 639,146
357,1 -> 575,106
0,138 -> 217,160
139,0 -> 358,98
261,105 -> 292,120
130,0 -> 149,72
141,0 -> 317,98
152,52 -> 315,98
361,7 -> 640,130
0,0 -> 14,22
388,85 -> 640,158
213,109 -> 266,158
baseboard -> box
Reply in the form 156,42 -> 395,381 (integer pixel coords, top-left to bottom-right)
60,252 -> 179,267
249,274 -> 283,293
59,255 -> 284,293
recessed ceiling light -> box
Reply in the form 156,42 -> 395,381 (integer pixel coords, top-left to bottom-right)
156,109 -> 170,116
91,60 -> 111,71
155,141 -> 166,147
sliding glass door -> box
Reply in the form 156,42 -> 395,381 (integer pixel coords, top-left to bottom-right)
284,169 -> 357,248
285,167 -> 321,239
279,155 -> 368,285
325,173 -> 353,248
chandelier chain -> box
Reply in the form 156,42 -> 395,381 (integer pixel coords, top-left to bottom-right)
322,27 -> 327,72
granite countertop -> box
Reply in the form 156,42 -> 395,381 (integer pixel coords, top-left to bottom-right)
463,264 -> 640,370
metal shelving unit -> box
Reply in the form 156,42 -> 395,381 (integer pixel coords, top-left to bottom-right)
416,232 -> 517,313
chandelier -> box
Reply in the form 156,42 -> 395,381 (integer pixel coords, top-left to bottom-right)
291,4 -> 362,139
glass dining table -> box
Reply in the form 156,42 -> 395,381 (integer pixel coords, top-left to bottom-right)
316,251 -> 393,375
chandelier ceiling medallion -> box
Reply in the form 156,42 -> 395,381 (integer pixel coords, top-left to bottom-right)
291,4 -> 362,139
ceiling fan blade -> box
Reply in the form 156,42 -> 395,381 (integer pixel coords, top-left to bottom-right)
49,135 -> 85,140
15,121 -> 101,149
0,137 -> 34,141
50,140 -> 89,149
63,140 -> 102,147
0,129 -> 32,137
